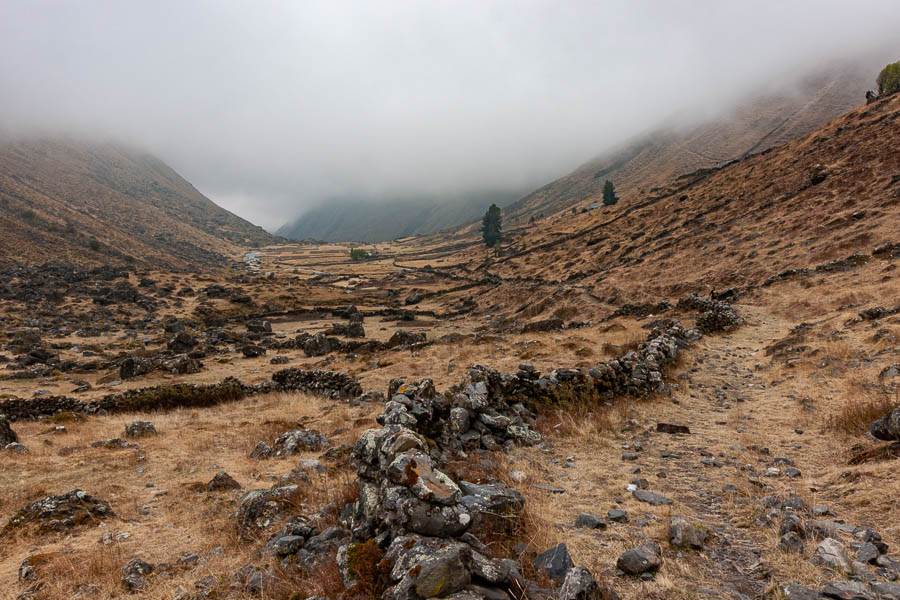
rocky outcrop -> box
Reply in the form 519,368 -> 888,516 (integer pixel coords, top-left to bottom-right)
2,490 -> 114,535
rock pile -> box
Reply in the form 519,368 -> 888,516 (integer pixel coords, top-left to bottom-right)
2,490 -> 114,535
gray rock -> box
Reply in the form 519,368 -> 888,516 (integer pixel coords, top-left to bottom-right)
5,442 -> 28,453
608,509 -> 628,523
871,407 -> 900,441
575,513 -> 607,529
617,541 -> 661,575
532,543 -> 574,583
559,566 -> 600,600
779,532 -> 805,554
249,441 -> 272,459
272,429 -> 328,456
236,485 -> 299,533
870,582 -> 900,600
632,489 -> 673,506
781,584 -> 824,600
812,537 -> 852,573
669,515 -> 706,549
124,421 -> 157,438
122,557 -> 153,590
822,581 -> 873,600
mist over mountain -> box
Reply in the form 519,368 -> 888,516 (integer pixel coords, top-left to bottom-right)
277,190 -> 524,243
2,1 -> 899,230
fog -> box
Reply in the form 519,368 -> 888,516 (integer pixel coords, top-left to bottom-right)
1,1 -> 898,230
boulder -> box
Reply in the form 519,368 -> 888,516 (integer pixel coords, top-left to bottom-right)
669,515 -> 706,549
167,331 -> 197,353
812,538 -> 852,572
779,532 -> 805,554
236,486 -> 300,533
632,489 -> 672,506
272,429 -> 328,456
121,557 -> 153,591
242,344 -> 267,358
575,513 -> 608,529
246,320 -> 272,333
119,356 -> 154,380
532,543 -> 574,583
871,407 -> 900,441
616,542 -> 661,576
124,421 -> 157,438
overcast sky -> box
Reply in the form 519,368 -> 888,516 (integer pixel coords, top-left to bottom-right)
1,1 -> 898,230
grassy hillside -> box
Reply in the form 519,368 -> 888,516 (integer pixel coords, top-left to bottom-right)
0,138 -> 278,269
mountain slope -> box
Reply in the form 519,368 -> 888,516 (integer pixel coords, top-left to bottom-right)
453,91 -> 900,299
0,138 -> 278,269
278,190 -> 523,243
499,61 -> 879,226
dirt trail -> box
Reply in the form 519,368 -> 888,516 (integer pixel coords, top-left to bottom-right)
519,304 -> 831,598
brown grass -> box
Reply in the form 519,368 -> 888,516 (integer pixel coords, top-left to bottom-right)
826,384 -> 898,436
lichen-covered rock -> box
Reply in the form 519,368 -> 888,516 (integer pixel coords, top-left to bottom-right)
124,421 -> 157,438
272,429 -> 328,456
236,486 -> 301,534
121,557 -> 153,591
3,490 -> 115,535
871,407 -> 900,441
669,515 -> 706,549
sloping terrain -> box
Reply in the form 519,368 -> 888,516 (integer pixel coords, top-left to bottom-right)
0,138 -> 278,269
500,60 -> 879,227
446,91 -> 900,307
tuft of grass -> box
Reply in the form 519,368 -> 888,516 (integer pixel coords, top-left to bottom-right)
826,387 -> 898,436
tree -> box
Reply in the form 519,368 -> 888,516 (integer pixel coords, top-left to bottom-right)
876,61 -> 900,97
481,204 -> 502,247
350,248 -> 367,260
602,180 -> 619,206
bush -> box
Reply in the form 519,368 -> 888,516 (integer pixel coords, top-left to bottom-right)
349,248 -> 367,260
877,61 -> 900,97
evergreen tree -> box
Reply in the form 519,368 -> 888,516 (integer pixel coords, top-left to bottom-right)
481,204 -> 502,247
602,180 -> 619,206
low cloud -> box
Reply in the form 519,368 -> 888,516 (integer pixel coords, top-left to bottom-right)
1,1 -> 897,229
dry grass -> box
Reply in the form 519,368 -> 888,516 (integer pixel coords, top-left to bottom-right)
0,391 -> 379,599
826,382 -> 898,436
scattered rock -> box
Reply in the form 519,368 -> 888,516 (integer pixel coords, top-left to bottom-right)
575,513 -> 608,529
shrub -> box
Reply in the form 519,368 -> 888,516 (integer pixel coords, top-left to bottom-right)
877,61 -> 900,97
349,248 -> 367,260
